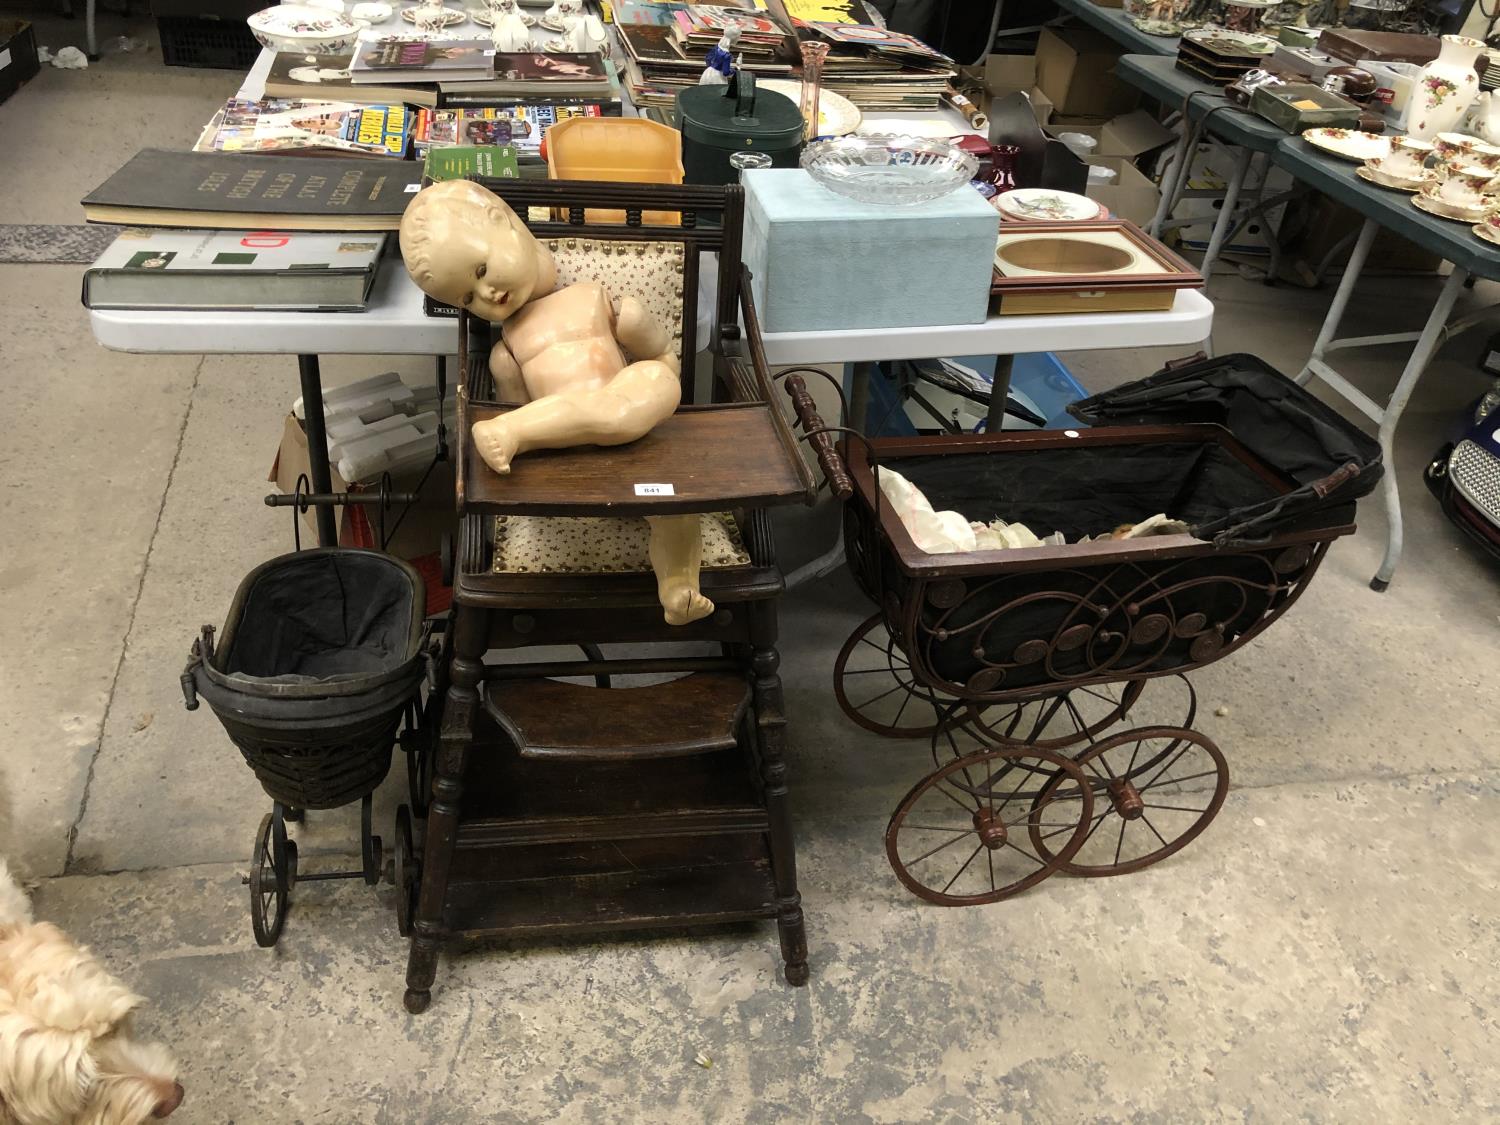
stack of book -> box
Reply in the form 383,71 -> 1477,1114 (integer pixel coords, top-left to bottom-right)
799,23 -> 957,111
193,98 -> 411,159
614,0 -> 793,109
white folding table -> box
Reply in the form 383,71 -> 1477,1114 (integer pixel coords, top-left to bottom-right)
92,257 -> 1213,553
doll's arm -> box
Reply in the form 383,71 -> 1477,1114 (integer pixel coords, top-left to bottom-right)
489,338 -> 530,403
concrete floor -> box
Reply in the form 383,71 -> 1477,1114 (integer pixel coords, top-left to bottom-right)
2,16 -> 1499,1120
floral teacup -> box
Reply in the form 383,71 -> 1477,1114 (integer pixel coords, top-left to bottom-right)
1382,135 -> 1434,178
1433,131 -> 1479,170
1466,141 -> 1500,173
1439,163 -> 1494,209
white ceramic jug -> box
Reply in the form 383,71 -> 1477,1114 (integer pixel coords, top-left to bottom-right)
1471,90 -> 1500,145
1409,34 -> 1484,140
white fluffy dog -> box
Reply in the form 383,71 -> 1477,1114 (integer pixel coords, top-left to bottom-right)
0,860 -> 183,1124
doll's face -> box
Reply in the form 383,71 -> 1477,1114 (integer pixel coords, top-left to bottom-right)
418,205 -> 545,322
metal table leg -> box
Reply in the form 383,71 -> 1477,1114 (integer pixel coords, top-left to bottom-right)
985,354 -> 1015,433
847,360 -> 876,433
85,0 -> 98,59
1198,146 -> 1253,285
1148,126 -> 1195,238
1295,218 -> 1379,386
297,354 -> 339,548
1368,266 -> 1469,590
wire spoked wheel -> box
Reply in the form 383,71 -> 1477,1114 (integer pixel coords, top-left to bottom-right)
392,805 -> 419,938
885,747 -> 1094,906
248,809 -> 296,948
835,613 -> 959,738
961,680 -> 1146,751
1029,726 -> 1229,877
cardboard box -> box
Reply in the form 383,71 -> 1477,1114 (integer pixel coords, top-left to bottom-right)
1170,145 -> 1294,255
270,414 -> 456,567
960,55 -> 1055,128
1035,25 -> 1140,119
1084,157 -> 1160,226
0,21 -> 39,107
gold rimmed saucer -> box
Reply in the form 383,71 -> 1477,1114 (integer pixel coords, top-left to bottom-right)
1412,183 -> 1495,223
1357,164 -> 1437,193
1473,219 -> 1500,246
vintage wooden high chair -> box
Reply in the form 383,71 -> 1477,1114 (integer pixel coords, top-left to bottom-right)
398,178 -> 830,1013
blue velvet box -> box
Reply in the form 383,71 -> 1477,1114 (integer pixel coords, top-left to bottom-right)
741,169 -> 1000,333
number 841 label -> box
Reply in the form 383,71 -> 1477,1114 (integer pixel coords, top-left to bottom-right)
633,483 -> 675,497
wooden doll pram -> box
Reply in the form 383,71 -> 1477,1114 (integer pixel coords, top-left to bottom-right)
783,353 -> 1381,905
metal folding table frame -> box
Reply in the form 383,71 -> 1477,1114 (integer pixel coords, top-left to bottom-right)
1273,137 -> 1500,590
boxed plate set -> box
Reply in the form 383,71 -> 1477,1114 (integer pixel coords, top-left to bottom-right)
1176,28 -> 1276,87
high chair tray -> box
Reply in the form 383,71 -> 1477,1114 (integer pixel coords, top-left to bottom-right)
458,400 -> 814,517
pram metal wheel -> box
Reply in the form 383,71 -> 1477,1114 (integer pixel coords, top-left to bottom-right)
248,808 -> 295,948
393,805 -> 418,938
958,674 -> 1196,758
885,747 -> 1094,906
835,613 -> 962,738
1029,726 -> 1229,877
960,680 -> 1144,751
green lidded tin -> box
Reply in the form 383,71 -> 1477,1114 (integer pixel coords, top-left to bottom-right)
676,72 -> 805,186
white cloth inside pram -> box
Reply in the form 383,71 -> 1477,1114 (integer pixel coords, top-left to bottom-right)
877,468 -> 1186,554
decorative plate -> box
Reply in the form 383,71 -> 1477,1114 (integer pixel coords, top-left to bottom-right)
400,5 -> 468,26
1182,27 -> 1276,54
470,6 -> 535,24
1356,163 -> 1437,192
756,79 -> 861,136
995,188 -> 1104,223
538,13 -> 571,30
1303,128 -> 1391,163
1412,183 -> 1494,223
247,4 -> 361,52
856,118 -> 957,139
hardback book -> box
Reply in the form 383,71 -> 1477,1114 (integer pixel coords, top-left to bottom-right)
81,228 -> 387,311
350,37 -> 494,85
438,87 -> 623,112
81,149 -> 423,231
421,144 -> 520,184
194,99 -> 411,159
444,52 -> 613,97
413,104 -> 603,157
263,51 -> 438,108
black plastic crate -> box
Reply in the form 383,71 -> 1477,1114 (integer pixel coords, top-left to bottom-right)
156,15 -> 260,69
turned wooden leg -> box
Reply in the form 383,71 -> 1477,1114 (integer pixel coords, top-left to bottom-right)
750,603 -> 809,987
405,603 -> 487,1014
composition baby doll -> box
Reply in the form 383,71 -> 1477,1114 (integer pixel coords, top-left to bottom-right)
400,179 -> 713,626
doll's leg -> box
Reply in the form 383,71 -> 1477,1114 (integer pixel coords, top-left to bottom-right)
490,339 -> 530,403
471,358 -> 680,474
646,514 -> 714,626
613,296 -> 679,372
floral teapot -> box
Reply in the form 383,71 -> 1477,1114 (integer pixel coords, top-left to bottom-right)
1473,90 -> 1500,146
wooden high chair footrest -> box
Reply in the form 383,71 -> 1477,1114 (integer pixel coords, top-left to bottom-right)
483,672 -> 751,760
